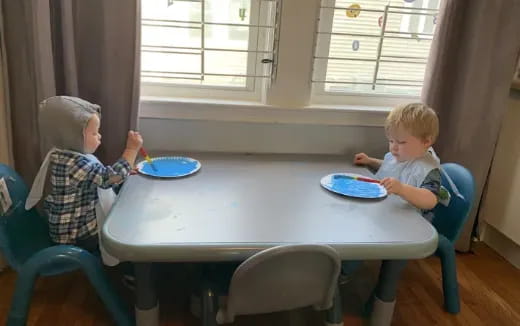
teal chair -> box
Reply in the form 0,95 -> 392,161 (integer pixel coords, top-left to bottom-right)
0,163 -> 134,326
359,163 -> 475,317
431,163 -> 475,314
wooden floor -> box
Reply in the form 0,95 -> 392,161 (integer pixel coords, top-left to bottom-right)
0,243 -> 519,326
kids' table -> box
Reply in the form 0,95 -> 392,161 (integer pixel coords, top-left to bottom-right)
102,153 -> 438,326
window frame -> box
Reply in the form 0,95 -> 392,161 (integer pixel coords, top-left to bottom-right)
139,0 -> 440,126
140,0 -> 279,102
309,0 -> 439,106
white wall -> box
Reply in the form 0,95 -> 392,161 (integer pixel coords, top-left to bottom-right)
480,89 -> 520,267
140,117 -> 388,158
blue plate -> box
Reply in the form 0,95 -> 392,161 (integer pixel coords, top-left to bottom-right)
320,173 -> 387,199
136,156 -> 201,178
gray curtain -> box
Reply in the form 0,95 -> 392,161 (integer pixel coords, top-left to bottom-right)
0,2 -> 13,167
422,0 -> 520,251
1,0 -> 140,183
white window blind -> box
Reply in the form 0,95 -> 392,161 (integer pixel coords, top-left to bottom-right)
141,0 -> 279,94
313,0 -> 440,98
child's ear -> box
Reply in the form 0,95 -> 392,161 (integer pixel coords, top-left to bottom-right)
423,136 -> 433,147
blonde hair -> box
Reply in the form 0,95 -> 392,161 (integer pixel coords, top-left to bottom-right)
385,103 -> 439,142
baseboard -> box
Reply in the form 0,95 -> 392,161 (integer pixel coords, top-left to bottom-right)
482,223 -> 520,269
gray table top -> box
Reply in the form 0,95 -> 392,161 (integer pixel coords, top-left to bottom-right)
102,153 -> 438,262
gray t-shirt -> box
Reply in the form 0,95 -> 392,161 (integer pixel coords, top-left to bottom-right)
420,168 -> 441,221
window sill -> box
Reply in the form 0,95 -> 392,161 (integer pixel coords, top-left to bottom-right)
139,96 -> 390,127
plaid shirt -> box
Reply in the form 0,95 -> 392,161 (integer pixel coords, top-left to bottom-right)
43,150 -> 131,244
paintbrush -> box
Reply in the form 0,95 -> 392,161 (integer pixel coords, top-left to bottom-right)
139,147 -> 157,172
333,174 -> 380,184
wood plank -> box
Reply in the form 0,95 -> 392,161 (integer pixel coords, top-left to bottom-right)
0,243 -> 518,325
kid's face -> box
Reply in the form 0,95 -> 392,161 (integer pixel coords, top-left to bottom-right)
386,127 -> 432,162
83,114 -> 102,154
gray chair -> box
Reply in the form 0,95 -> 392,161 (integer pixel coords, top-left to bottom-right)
201,244 -> 343,326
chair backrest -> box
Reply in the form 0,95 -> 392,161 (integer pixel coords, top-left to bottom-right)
0,164 -> 53,272
432,163 -> 475,243
217,244 -> 340,323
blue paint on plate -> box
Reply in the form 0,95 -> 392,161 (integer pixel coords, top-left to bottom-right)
321,173 -> 386,199
331,178 -> 383,198
139,157 -> 200,178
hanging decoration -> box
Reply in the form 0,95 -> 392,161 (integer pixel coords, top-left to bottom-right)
346,4 -> 361,18
239,8 -> 247,21
352,40 -> 360,51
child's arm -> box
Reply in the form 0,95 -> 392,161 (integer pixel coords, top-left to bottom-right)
121,131 -> 143,168
381,178 -> 438,210
354,153 -> 383,171
70,157 -> 132,189
70,131 -> 143,189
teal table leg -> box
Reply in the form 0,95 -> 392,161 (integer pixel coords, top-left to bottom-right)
135,263 -> 159,326
368,260 -> 407,326
202,286 -> 218,326
325,287 -> 343,326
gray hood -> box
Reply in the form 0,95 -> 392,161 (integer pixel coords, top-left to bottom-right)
39,96 -> 101,154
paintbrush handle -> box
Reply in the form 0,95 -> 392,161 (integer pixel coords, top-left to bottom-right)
356,176 -> 380,183
139,147 -> 149,158
334,174 -> 380,183
139,147 -> 157,171
139,148 -> 153,162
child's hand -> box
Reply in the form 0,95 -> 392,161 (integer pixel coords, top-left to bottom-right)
126,131 -> 143,151
353,153 -> 371,166
380,177 -> 403,195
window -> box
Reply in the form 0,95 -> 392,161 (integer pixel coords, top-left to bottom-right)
141,0 -> 442,120
312,0 -> 440,100
141,0 -> 280,101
